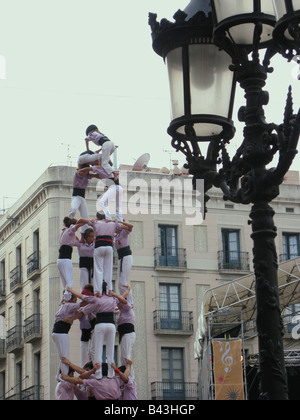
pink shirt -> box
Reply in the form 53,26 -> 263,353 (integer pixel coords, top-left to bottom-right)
73,172 -> 89,189
75,240 -> 94,258
55,302 -> 81,324
116,303 -> 135,326
120,379 -> 138,400
88,220 -> 118,237
85,131 -> 106,146
115,228 -> 131,250
79,295 -> 118,316
59,225 -> 77,247
55,381 -> 75,400
82,377 -> 123,400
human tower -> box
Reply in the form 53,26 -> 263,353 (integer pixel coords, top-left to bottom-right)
52,125 -> 137,400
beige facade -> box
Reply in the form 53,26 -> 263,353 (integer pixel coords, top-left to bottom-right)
0,165 -> 299,400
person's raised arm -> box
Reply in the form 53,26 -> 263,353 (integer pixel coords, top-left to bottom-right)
121,284 -> 131,300
61,374 -> 84,386
67,286 -> 83,300
110,291 -> 128,305
61,357 -> 86,375
111,363 -> 129,384
79,363 -> 99,380
118,221 -> 134,231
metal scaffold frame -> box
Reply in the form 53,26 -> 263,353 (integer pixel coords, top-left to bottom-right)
195,257 -> 300,400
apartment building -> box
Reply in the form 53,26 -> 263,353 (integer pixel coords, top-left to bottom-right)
0,165 -> 299,400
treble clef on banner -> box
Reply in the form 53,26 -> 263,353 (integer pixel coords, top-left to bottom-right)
219,341 -> 234,374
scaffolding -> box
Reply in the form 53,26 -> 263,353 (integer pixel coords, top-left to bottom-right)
196,257 -> 300,400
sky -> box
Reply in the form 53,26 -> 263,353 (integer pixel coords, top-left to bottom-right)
0,0 -> 299,212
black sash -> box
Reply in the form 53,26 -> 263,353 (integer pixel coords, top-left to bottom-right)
58,245 -> 73,259
98,136 -> 110,146
79,257 -> 94,283
95,235 -> 113,249
117,246 -> 132,272
117,323 -> 135,343
72,187 -> 86,198
95,312 -> 115,325
81,328 -> 92,342
52,321 -> 71,334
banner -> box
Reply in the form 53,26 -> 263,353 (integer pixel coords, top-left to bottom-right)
212,339 -> 245,400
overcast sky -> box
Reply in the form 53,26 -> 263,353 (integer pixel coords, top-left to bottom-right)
0,0 -> 299,212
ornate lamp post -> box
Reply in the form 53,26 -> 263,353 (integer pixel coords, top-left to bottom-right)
149,0 -> 300,400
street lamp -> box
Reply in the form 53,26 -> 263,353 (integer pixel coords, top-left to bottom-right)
149,0 -> 300,400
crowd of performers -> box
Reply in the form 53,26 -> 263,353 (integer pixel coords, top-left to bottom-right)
52,125 -> 137,400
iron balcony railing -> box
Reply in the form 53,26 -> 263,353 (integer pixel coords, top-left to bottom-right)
9,266 -> 22,291
0,339 -> 6,357
218,251 -> 250,271
151,381 -> 198,400
27,251 -> 40,277
279,253 -> 300,263
153,310 -> 193,334
6,325 -> 23,352
0,278 -> 5,296
154,247 -> 187,269
5,386 -> 44,401
23,314 -> 42,342
21,386 -> 44,401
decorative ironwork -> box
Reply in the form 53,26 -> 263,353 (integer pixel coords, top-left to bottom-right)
153,310 -> 194,334
151,381 -> 198,400
149,1 -> 300,401
154,246 -> 187,269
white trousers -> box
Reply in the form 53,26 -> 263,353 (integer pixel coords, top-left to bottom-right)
57,259 -> 73,301
120,332 -> 136,379
69,195 -> 89,233
118,255 -> 133,306
101,141 -> 115,176
93,246 -> 113,293
97,185 -> 123,221
80,340 -> 93,368
79,267 -> 92,290
52,333 -> 70,379
93,323 -> 116,378
78,152 -> 101,166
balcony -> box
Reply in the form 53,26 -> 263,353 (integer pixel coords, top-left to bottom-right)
23,314 -> 42,343
0,279 -> 5,302
6,325 -> 23,353
151,382 -> 198,400
279,253 -> 300,263
0,339 -> 6,359
21,386 -> 44,401
10,266 -> 22,293
154,247 -> 187,271
27,251 -> 41,280
153,310 -> 194,335
218,251 -> 250,272
6,386 -> 44,401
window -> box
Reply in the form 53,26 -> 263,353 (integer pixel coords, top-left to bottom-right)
34,352 -> 42,399
0,260 -> 5,295
222,229 -> 240,269
16,361 -> 22,398
158,225 -> 178,267
161,348 -> 185,399
282,233 -> 300,261
0,371 -> 5,400
159,284 -> 181,330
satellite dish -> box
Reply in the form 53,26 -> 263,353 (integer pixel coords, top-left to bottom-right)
132,153 -> 151,172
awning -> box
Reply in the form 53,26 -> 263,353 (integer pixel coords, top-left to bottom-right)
194,257 -> 300,359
